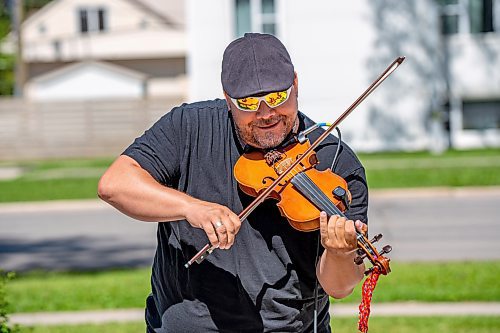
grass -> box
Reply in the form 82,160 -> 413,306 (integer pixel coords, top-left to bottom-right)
331,316 -> 500,333
358,148 -> 500,188
13,317 -> 500,333
365,165 -> 500,188
1,149 -> 500,203
0,158 -> 112,202
6,269 -> 151,313
334,261 -> 500,304
18,322 -> 146,333
0,178 -> 101,202
5,261 -> 500,313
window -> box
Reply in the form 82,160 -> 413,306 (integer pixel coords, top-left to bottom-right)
53,40 -> 61,57
261,0 -> 276,35
440,0 -> 461,34
235,0 -> 278,37
439,0 -> 495,35
78,7 -> 107,34
38,23 -> 46,35
462,100 -> 500,130
469,0 -> 494,33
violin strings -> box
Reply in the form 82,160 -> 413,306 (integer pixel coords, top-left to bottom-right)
285,163 -> 371,252
292,172 -> 343,216
291,172 -> 373,252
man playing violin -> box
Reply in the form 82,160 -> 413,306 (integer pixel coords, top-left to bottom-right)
98,33 -> 368,333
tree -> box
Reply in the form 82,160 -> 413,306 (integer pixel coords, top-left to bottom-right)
0,0 -> 53,96
0,1 -> 14,95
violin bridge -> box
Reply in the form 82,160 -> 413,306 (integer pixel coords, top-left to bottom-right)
274,157 -> 293,175
264,150 -> 293,176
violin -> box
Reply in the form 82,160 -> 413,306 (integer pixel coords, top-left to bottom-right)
185,56 -> 405,271
234,138 -> 391,276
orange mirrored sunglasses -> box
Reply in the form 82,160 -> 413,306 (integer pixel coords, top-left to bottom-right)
230,86 -> 292,112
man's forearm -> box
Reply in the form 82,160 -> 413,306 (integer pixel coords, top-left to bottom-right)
316,250 -> 365,299
98,155 -> 194,222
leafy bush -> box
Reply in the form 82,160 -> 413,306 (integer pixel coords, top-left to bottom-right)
0,271 -> 20,333
0,54 -> 14,95
0,3 -> 14,96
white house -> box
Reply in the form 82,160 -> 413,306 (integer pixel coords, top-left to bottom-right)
186,0 -> 500,151
21,0 -> 187,100
25,60 -> 147,100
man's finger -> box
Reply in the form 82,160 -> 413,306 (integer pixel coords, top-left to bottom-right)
202,222 -> 219,248
319,211 -> 328,242
345,220 -> 357,248
220,215 -> 235,249
355,220 -> 368,235
213,219 -> 228,249
333,216 -> 347,247
227,211 -> 242,235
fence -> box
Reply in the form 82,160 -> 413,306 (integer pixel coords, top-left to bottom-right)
0,97 -> 185,161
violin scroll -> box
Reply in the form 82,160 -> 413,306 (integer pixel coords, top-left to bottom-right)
354,231 -> 392,275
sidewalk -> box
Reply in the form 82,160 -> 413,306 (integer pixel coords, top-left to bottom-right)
10,302 -> 500,326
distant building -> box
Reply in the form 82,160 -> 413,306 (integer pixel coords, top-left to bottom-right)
21,0 -> 186,101
25,60 -> 147,101
187,0 -> 500,151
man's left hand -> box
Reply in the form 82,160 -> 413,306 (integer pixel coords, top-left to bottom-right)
319,212 -> 367,256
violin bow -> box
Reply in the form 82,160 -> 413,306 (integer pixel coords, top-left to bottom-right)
185,56 -> 406,268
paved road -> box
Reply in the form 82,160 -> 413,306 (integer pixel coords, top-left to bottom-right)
1,187 -> 499,271
0,201 -> 157,271
369,187 -> 500,261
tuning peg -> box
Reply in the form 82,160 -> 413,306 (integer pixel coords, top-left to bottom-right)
379,245 -> 392,256
370,233 -> 383,243
354,254 -> 367,265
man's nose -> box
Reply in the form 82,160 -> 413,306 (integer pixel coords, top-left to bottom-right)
255,102 -> 275,118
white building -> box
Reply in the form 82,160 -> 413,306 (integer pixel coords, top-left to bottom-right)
186,0 -> 500,151
21,0 -> 186,101
25,61 -> 147,101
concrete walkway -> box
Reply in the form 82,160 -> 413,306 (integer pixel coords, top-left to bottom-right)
10,302 -> 500,326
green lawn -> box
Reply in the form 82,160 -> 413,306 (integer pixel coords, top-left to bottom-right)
358,148 -> 500,188
18,322 -> 145,333
1,148 -> 500,203
6,269 -> 151,313
331,316 -> 500,333
5,261 -> 500,313
14,317 -> 500,333
0,178 -> 102,202
335,261 -> 500,304
0,158 -> 112,202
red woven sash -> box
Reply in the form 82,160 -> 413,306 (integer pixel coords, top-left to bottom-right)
357,266 -> 381,333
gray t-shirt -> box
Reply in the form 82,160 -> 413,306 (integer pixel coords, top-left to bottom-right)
123,99 -> 368,333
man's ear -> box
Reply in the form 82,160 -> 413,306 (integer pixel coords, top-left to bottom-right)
293,72 -> 299,98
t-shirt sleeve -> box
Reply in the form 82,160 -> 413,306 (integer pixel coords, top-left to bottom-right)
122,109 -> 181,185
344,167 -> 369,224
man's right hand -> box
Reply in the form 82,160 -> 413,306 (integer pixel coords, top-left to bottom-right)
184,199 -> 241,250
99,155 -> 241,250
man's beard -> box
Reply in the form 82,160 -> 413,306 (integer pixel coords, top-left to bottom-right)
237,114 -> 296,149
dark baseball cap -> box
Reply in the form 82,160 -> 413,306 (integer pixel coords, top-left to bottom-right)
221,33 -> 295,99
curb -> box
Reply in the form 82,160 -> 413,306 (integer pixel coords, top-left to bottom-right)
0,199 -> 107,213
10,302 -> 500,326
11,309 -> 144,326
330,301 -> 500,317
